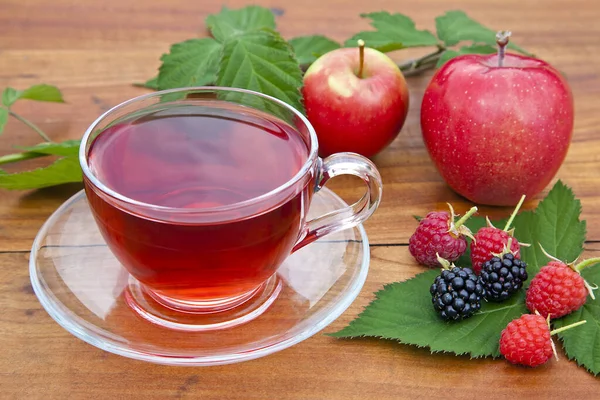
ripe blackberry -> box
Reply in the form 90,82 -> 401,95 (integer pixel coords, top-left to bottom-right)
430,259 -> 486,321
480,253 -> 527,302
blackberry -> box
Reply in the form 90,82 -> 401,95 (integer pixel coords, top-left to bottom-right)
430,265 -> 486,321
480,253 -> 527,302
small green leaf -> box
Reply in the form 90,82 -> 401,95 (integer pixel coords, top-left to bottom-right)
330,270 -> 527,358
0,108 -> 8,135
436,44 -> 497,67
216,28 -> 304,115
0,156 -> 82,190
2,87 -> 22,107
289,35 -> 341,65
554,264 -> 600,375
20,84 -> 64,103
157,38 -> 222,90
435,11 -> 530,55
16,140 -> 81,157
206,6 -> 276,42
134,76 -> 159,90
344,12 -> 439,52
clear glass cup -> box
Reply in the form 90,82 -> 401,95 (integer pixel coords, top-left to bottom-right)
79,87 -> 382,330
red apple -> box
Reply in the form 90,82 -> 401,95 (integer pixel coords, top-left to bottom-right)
302,41 -> 409,158
421,35 -> 574,206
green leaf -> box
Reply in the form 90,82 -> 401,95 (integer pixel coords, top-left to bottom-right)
206,6 -> 276,42
0,108 -> 8,135
216,29 -> 304,115
435,11 -> 530,55
554,264 -> 600,375
2,84 -> 64,107
20,84 -> 64,103
513,181 -> 586,280
157,38 -> 222,90
436,44 -> 497,67
2,87 -> 22,107
330,270 -> 527,358
289,35 -> 341,65
134,76 -> 159,90
0,156 -> 82,190
16,140 -> 81,157
344,12 -> 439,52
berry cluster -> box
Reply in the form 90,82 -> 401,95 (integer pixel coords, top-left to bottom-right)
410,195 -> 594,368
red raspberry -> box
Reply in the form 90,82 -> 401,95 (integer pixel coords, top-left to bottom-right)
471,195 -> 527,274
499,313 -> 587,367
526,250 -> 599,318
409,205 -> 477,267
499,314 -> 554,367
471,227 -> 521,274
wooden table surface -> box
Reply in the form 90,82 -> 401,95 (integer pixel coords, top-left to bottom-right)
2,0 -> 600,398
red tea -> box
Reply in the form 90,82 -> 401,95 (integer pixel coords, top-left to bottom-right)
85,103 -> 311,302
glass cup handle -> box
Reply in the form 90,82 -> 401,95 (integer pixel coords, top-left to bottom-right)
292,152 -> 383,252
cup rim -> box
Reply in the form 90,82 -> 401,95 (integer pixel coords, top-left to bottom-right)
79,86 -> 319,214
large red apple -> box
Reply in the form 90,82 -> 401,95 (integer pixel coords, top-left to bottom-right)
302,41 -> 409,158
421,39 -> 574,206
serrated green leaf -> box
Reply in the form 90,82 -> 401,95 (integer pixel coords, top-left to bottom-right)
20,84 -> 64,103
554,264 -> 600,375
206,6 -> 276,42
330,270 -> 527,357
157,38 -> 222,90
436,44 -> 497,67
216,29 -> 304,116
513,181 -> 586,280
0,108 -> 8,135
2,87 -> 22,107
0,156 -> 82,190
289,35 -> 341,65
435,11 -> 530,55
16,140 -> 81,157
344,12 -> 439,52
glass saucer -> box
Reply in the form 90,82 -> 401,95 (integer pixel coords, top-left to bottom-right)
30,188 -> 370,366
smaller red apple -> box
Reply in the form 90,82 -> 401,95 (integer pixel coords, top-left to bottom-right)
302,41 -> 409,158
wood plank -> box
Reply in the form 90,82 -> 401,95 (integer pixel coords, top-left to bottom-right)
1,247 -> 599,399
1,0 -> 600,397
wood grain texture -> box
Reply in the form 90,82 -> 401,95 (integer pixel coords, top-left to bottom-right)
2,248 -> 600,399
1,0 -> 600,398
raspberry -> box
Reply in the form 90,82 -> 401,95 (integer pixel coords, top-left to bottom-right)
471,227 -> 521,274
430,258 -> 485,321
499,314 -> 554,367
500,313 -> 587,367
480,253 -> 527,302
409,205 -> 477,267
471,195 -> 526,274
526,248 -> 599,318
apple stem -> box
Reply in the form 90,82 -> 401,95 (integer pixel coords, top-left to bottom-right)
496,31 -> 511,67
357,39 -> 365,78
